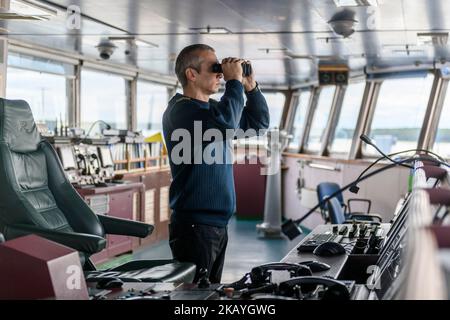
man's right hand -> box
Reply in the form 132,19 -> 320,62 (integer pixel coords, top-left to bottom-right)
221,58 -> 244,83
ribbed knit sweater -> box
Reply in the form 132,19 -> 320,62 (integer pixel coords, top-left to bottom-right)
162,80 -> 269,227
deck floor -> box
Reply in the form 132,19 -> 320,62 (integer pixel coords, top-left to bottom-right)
132,216 -> 305,284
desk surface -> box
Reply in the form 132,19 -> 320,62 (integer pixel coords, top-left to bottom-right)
88,282 -> 221,300
281,223 -> 391,279
75,181 -> 144,195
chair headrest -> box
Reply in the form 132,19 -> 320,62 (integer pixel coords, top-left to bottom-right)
0,99 -> 41,153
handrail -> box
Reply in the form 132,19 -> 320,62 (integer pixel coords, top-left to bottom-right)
399,163 -> 447,300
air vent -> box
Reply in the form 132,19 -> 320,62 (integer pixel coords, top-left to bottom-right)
0,0 -> 57,21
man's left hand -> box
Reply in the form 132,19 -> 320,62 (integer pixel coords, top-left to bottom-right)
242,60 -> 257,92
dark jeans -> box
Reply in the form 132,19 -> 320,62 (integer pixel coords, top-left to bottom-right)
169,221 -> 228,284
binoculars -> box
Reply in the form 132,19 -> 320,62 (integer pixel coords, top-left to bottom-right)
212,62 -> 252,77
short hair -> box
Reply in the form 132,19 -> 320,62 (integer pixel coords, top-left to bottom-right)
175,44 -> 215,87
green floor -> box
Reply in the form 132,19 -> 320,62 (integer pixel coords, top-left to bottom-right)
104,216 -> 307,284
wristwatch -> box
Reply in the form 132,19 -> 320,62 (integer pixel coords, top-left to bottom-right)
245,82 -> 260,94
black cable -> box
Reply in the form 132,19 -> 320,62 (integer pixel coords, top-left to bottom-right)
86,120 -> 112,137
360,134 -> 414,170
350,148 -> 450,194
282,155 -> 447,240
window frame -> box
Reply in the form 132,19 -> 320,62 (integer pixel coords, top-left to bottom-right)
263,90 -> 288,129
135,79 -> 171,135
327,81 -> 368,158
425,74 -> 450,159
284,88 -> 313,153
301,85 -> 339,155
80,67 -> 130,131
6,51 -> 75,132
360,72 -> 436,159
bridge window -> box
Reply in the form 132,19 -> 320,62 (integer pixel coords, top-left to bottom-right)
330,82 -> 366,154
6,53 -> 71,134
304,86 -> 336,153
364,74 -> 434,156
81,69 -> 127,132
433,85 -> 450,158
136,81 -> 169,137
265,92 -> 286,129
289,90 -> 311,150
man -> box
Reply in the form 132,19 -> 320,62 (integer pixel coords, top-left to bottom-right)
162,44 -> 269,283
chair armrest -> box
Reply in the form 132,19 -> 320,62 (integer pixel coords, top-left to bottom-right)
347,198 -> 372,214
0,232 -> 4,243
347,214 -> 382,222
97,215 -> 154,238
4,224 -> 106,254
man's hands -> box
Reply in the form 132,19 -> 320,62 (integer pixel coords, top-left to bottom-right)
221,57 -> 244,83
221,58 -> 256,92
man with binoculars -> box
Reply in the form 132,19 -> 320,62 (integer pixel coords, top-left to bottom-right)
163,44 -> 269,283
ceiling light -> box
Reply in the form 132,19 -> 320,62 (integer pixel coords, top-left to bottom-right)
135,39 -> 158,48
333,0 -> 378,7
108,36 -> 158,48
273,15 -> 287,21
316,36 -> 354,43
258,48 -> 288,54
9,0 -> 57,18
382,45 -> 425,56
189,26 -> 232,34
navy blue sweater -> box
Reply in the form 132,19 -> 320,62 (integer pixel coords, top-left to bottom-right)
162,80 -> 269,227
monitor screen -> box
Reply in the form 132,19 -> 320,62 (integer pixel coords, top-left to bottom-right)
368,192 -> 411,300
98,146 -> 114,168
384,193 -> 411,242
57,146 -> 77,170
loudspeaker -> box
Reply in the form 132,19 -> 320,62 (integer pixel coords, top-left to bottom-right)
318,71 -> 334,85
0,235 -> 89,300
334,71 -> 349,84
318,65 -> 349,85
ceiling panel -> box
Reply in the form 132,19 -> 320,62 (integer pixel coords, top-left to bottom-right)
2,0 -> 450,87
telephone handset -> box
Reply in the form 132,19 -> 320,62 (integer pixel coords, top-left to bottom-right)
223,262 -> 312,292
77,154 -> 89,175
278,276 -> 350,300
89,153 -> 101,175
250,262 -> 312,284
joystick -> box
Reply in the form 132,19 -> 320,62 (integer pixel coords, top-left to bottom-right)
198,268 -> 211,289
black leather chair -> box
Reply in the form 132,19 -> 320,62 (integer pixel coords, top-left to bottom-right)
0,98 -> 195,283
0,232 -> 4,244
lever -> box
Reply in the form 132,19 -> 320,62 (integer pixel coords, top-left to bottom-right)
197,268 -> 210,289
